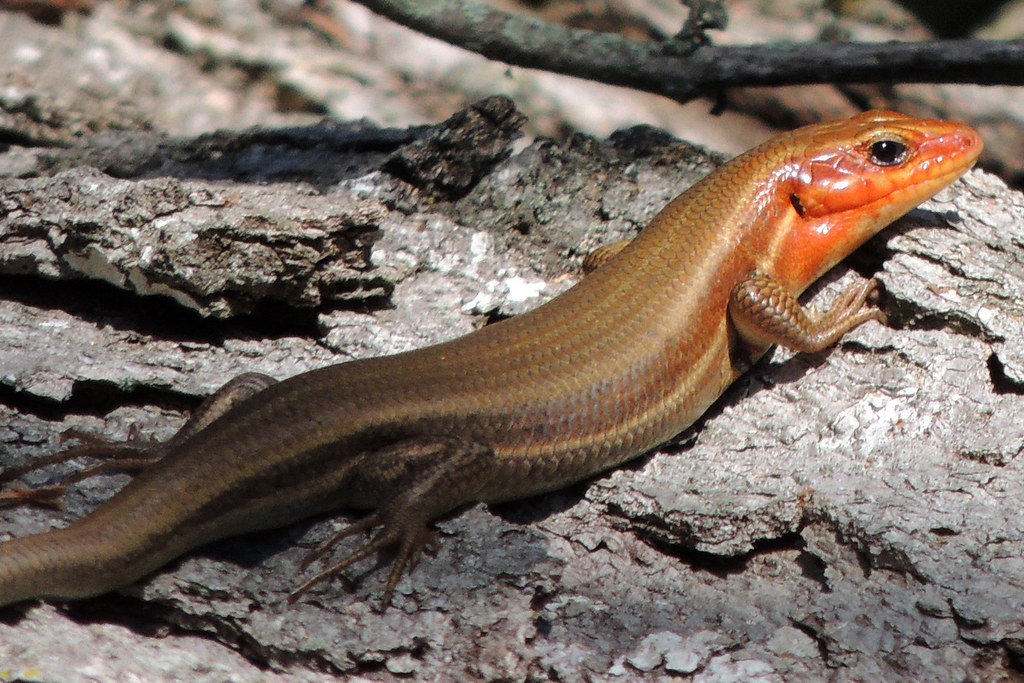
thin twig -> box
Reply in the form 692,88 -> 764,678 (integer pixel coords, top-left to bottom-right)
350,0 -> 1024,103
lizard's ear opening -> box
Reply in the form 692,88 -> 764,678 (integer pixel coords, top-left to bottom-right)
790,193 -> 806,217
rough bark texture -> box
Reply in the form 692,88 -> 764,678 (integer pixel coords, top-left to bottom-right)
2,93 -> 1023,681
1,2 -> 1024,682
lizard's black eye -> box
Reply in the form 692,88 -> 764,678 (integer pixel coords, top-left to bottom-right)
869,139 -> 908,166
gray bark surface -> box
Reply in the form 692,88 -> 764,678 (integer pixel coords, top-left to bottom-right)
0,3 -> 1023,680
1,94 -> 1022,681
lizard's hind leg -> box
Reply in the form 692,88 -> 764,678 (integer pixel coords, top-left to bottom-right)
290,436 -> 494,610
0,373 -> 278,507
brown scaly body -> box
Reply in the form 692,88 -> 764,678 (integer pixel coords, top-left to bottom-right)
0,111 -> 981,608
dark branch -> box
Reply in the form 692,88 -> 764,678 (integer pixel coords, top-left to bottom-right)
350,0 -> 1024,103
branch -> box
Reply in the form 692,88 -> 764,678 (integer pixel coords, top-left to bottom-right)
350,0 -> 1024,103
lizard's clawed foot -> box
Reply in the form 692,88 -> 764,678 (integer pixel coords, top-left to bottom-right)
288,435 -> 491,610
0,374 -> 279,509
0,427 -> 159,508
289,509 -> 437,610
0,483 -> 67,508
818,277 -> 886,329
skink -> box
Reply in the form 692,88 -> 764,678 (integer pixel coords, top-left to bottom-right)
0,111 -> 982,608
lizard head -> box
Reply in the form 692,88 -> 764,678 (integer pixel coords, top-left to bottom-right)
769,110 -> 982,292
